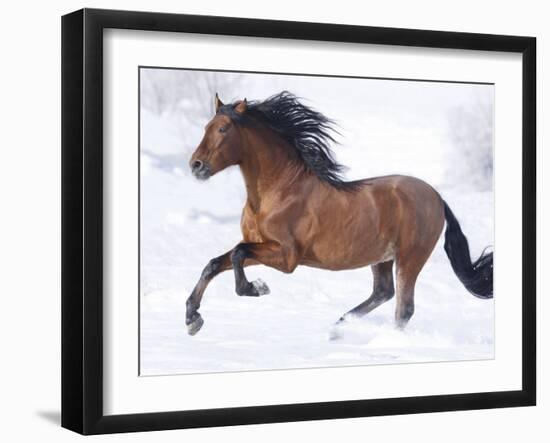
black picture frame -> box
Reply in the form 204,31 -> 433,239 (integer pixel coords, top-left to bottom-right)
61,8 -> 536,435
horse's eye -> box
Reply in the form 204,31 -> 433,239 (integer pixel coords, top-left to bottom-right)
219,126 -> 227,133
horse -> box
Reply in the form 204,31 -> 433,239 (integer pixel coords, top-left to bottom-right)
185,91 -> 493,336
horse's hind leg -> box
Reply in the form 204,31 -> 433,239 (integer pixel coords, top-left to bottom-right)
337,260 -> 395,323
394,254 -> 428,329
394,273 -> 416,329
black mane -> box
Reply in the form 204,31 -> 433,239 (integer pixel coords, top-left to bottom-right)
218,91 -> 363,191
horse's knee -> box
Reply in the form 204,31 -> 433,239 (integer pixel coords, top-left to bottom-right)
201,257 -> 222,280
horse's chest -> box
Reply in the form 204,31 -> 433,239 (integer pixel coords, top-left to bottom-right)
240,211 -> 265,243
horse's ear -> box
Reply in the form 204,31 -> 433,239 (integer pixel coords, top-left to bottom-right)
215,93 -> 224,113
234,98 -> 247,115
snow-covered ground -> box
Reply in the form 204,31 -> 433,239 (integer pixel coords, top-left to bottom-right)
139,71 -> 494,376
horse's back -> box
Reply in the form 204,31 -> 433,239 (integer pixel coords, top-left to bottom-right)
359,174 -> 441,209
300,175 -> 445,270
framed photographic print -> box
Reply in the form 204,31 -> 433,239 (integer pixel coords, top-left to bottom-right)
61,8 -> 536,435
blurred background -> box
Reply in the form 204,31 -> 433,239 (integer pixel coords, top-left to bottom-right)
139,68 -> 494,375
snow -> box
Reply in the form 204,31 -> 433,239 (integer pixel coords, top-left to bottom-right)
139,72 -> 494,376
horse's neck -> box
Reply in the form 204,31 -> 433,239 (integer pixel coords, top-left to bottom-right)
239,128 -> 300,212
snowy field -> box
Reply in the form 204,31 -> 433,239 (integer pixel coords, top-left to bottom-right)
139,70 -> 494,376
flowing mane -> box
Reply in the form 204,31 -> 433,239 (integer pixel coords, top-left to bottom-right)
218,91 -> 363,191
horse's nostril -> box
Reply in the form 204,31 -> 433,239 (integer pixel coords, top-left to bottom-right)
191,160 -> 203,170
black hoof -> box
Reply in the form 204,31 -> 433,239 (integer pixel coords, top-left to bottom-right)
187,313 -> 204,336
238,279 -> 270,297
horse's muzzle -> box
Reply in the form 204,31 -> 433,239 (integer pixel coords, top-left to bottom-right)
190,160 -> 211,180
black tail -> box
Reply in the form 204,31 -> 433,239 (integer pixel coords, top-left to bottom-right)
443,201 -> 493,299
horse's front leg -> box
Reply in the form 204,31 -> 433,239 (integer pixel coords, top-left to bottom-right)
230,242 -> 298,297
186,251 -> 231,335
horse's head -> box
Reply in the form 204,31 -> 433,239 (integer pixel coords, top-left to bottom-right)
189,94 -> 247,180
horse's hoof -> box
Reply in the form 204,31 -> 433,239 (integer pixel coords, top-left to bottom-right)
328,327 -> 344,341
328,318 -> 346,341
187,314 -> 204,336
252,279 -> 270,296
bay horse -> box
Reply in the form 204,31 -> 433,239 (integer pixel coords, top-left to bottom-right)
185,91 -> 493,336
